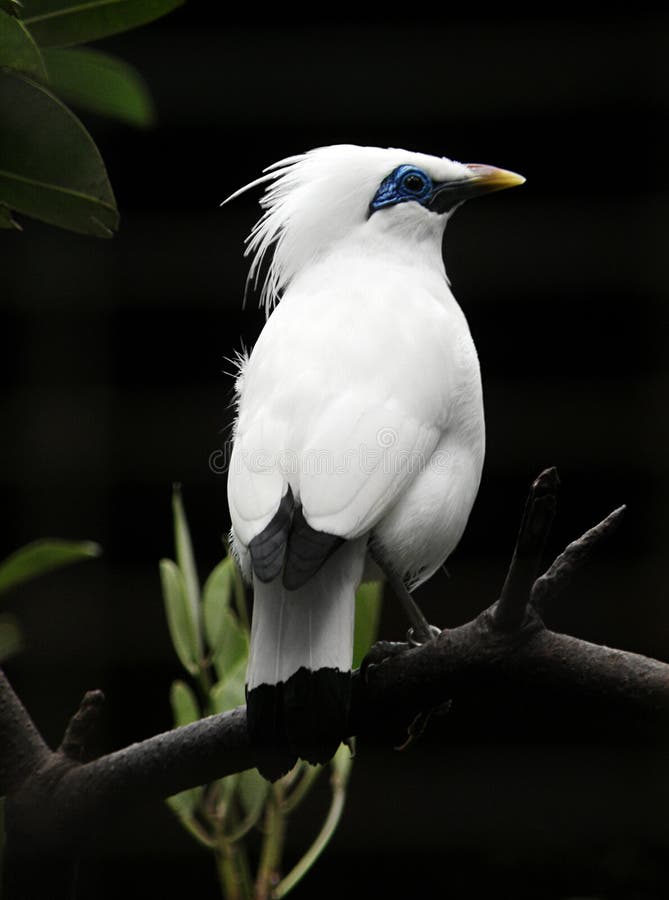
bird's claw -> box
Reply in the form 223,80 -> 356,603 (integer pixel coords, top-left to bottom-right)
360,626 -> 440,683
407,623 -> 441,647
360,639 -> 411,682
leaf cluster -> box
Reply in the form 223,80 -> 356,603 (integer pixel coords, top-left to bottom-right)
0,0 -> 183,236
0,537 -> 100,661
160,485 -> 383,899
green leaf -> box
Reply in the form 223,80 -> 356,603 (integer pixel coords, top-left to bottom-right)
0,70 -> 118,236
331,741 -> 353,784
0,538 -> 100,596
0,8 -> 48,81
237,767 -> 269,824
0,614 -> 23,661
202,557 -> 235,654
352,581 -> 383,669
43,47 -> 155,127
210,657 -> 246,714
0,1 -> 22,17
212,609 -> 248,685
166,788 -> 201,821
169,679 -> 200,728
159,558 -> 199,676
171,485 -> 201,653
22,0 -> 184,49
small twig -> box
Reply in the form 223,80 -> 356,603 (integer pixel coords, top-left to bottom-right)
281,763 -> 322,814
273,781 -> 346,899
274,750 -> 352,898
179,814 -> 217,850
59,690 -> 105,762
531,505 -> 627,612
493,467 -> 560,631
255,783 -> 286,900
215,836 -> 254,900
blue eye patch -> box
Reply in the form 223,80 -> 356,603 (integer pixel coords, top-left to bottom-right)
370,165 -> 434,212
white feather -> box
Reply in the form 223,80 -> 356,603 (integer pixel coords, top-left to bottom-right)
223,145 -> 471,315
247,537 -> 367,689
225,144 -> 487,697
227,190 -> 484,582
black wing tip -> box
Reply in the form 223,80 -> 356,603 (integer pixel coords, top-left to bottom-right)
282,507 -> 345,590
248,486 -> 295,582
247,488 -> 346,588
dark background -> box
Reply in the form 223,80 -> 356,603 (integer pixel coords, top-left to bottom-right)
2,6 -> 668,898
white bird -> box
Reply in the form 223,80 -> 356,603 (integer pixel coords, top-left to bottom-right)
225,144 -> 524,777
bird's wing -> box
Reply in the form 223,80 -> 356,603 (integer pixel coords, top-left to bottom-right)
227,413 -> 289,548
228,270 -> 453,573
297,391 -> 440,538
228,390 -> 441,547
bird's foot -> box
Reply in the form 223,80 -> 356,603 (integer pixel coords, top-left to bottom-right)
359,626 -> 441,683
407,623 -> 441,647
359,639 -> 411,683
357,636 -> 450,750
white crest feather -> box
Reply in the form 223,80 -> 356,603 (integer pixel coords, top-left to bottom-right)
222,144 -> 470,316
223,343 -> 250,399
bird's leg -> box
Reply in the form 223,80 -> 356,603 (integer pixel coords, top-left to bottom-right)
386,571 -> 440,645
358,573 -> 441,751
357,573 -> 445,751
358,573 -> 437,682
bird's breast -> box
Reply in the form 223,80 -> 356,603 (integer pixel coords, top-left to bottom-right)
232,254 -> 485,561
239,256 -> 481,435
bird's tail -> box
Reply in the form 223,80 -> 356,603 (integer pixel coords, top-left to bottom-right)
246,538 -> 366,780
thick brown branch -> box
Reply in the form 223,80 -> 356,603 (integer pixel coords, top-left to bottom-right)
4,705 -> 254,855
1,469 -> 665,897
0,669 -> 50,796
353,612 -> 669,735
4,609 -> 669,860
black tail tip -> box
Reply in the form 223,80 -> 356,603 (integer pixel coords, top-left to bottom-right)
247,668 -> 351,780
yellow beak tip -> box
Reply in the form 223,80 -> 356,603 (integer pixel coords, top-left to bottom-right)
493,169 -> 526,189
465,164 -> 526,191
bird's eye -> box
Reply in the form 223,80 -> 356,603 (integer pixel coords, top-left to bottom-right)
369,165 -> 433,213
402,172 -> 427,193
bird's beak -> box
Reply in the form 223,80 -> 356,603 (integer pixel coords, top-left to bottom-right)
464,163 -> 526,194
428,164 -> 525,213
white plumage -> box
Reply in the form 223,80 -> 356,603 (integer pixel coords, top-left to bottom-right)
225,144 -> 524,775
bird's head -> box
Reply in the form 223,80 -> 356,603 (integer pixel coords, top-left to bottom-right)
224,144 -> 524,313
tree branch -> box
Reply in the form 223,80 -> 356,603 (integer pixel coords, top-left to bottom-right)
59,689 -> 105,763
493,466 -> 559,630
530,503 -> 626,612
1,470 -> 666,897
0,668 -> 50,796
